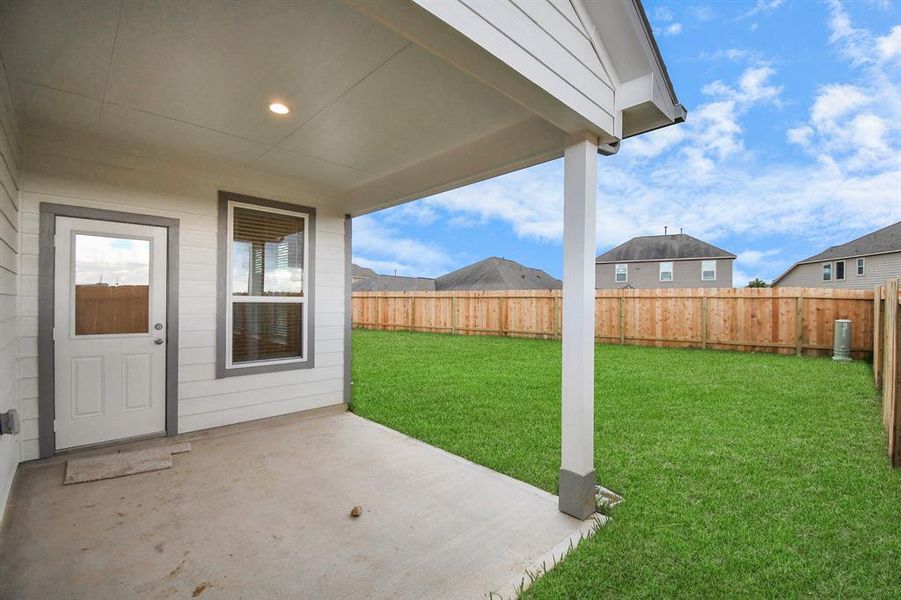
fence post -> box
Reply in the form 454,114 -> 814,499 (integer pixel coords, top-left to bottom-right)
701,294 -> 708,349
874,285 -> 883,387
893,293 -> 901,467
619,294 -> 625,346
553,294 -> 561,339
795,294 -> 804,356
883,279 -> 898,463
451,295 -> 457,335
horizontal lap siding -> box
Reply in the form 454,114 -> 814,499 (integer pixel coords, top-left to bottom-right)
0,59 -> 20,516
776,254 -> 901,290
18,136 -> 347,460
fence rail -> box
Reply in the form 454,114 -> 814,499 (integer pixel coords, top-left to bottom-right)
873,279 -> 901,467
353,287 -> 875,359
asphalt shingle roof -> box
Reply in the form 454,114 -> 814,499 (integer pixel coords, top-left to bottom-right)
352,275 -> 435,292
596,234 -> 735,263
434,257 -> 561,291
796,221 -> 901,263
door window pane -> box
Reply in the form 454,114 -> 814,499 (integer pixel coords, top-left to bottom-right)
232,303 -> 303,363
74,235 -> 150,335
232,207 -> 304,297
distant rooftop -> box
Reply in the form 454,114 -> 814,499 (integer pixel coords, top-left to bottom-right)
435,257 -> 561,291
795,221 -> 901,264
596,234 -> 735,263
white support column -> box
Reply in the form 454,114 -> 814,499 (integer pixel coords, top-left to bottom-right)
559,132 -> 598,519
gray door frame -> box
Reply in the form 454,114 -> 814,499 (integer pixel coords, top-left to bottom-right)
38,203 -> 180,458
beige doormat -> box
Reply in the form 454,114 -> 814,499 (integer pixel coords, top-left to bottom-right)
64,442 -> 191,485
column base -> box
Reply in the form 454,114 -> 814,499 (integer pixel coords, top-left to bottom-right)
558,468 -> 596,519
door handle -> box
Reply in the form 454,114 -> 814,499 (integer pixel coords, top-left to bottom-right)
154,338 -> 164,345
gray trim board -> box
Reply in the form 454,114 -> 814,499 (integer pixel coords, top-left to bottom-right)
38,202 -> 180,459
344,215 -> 352,405
216,191 -> 316,378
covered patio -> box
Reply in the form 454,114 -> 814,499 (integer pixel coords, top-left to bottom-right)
1,409 -> 597,598
0,1 -> 683,596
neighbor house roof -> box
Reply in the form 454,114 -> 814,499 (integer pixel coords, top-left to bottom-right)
596,234 -> 735,264
351,264 -> 377,280
352,275 -> 436,292
795,221 -> 901,263
435,257 -> 561,291
771,221 -> 901,284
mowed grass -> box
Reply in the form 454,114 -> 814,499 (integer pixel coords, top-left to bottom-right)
351,329 -> 901,599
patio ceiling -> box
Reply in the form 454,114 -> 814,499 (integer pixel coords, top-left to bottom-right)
0,0 -> 563,208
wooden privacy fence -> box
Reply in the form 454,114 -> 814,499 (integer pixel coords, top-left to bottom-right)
872,278 -> 901,467
353,287 -> 875,359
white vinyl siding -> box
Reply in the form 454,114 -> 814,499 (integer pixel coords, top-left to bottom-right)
614,263 -> 627,283
16,134 -> 347,459
659,261 -> 673,282
0,58 -> 21,517
701,260 -> 716,281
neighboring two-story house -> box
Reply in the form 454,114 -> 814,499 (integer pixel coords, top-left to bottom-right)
771,221 -> 901,289
596,234 -> 735,289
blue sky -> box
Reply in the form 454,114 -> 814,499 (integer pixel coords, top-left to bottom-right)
352,0 -> 901,286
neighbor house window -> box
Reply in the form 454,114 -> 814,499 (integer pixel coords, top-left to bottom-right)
659,262 -> 673,282
835,260 -> 845,280
701,260 -> 716,281
822,263 -> 832,281
615,263 -> 628,283
217,192 -> 315,377
857,258 -> 865,276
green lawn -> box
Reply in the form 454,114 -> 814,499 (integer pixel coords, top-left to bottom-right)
351,329 -> 901,599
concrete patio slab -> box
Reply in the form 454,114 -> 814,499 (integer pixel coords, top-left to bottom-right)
0,410 -> 597,599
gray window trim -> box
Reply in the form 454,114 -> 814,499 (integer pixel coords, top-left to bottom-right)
38,203 -> 180,459
216,191 -> 316,378
856,257 -> 865,276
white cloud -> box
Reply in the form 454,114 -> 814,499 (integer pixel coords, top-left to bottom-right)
744,0 -> 785,18
663,22 -> 683,36
699,48 -> 768,65
352,215 -> 458,277
876,25 -> 901,61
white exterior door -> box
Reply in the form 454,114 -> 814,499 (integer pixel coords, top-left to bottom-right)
53,217 -> 168,450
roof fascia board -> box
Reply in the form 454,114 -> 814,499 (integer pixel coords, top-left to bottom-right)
596,255 -> 736,264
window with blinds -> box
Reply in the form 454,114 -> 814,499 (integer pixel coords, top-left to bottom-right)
226,201 -> 309,368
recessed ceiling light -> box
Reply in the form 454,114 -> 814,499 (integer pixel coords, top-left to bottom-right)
268,102 -> 290,115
